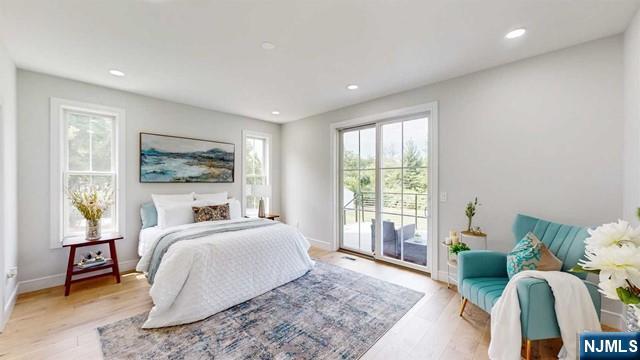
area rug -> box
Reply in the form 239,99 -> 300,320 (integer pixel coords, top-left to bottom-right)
98,261 -> 424,359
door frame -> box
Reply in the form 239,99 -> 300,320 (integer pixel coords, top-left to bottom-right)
329,102 -> 439,278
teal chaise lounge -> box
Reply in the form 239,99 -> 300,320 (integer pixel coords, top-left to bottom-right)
457,214 -> 601,360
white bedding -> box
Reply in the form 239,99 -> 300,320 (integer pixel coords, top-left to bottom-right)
136,218 -> 315,328
138,226 -> 164,257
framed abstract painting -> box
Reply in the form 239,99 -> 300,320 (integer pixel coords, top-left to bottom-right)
139,132 -> 235,183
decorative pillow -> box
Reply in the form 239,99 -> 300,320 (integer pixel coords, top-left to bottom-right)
537,241 -> 563,272
193,204 -> 230,222
506,232 -> 562,278
140,202 -> 157,229
194,192 -> 228,203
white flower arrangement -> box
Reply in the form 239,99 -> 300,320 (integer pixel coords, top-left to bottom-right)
66,185 -> 113,222
573,219 -> 640,320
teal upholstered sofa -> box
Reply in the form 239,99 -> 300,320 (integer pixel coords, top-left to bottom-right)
457,214 -> 601,359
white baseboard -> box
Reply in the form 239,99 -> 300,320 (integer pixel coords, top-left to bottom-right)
438,270 -> 457,285
17,259 -> 139,295
0,284 -> 18,332
306,237 -> 332,250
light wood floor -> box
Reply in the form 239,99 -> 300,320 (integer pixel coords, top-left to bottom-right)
0,248 -> 569,359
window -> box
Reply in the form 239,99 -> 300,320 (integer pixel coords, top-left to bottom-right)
242,131 -> 271,217
50,99 -> 125,247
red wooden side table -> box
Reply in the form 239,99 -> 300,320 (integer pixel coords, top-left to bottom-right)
62,233 -> 123,296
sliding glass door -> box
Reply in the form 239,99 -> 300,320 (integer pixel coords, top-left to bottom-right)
379,116 -> 429,267
341,126 -> 376,253
340,113 -> 431,270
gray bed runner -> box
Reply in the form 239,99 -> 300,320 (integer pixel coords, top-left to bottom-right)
147,219 -> 276,284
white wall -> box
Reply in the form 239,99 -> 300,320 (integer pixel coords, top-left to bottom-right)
282,36 -> 624,323
624,10 -> 640,225
620,8 -> 640,329
16,70 -> 281,291
0,7 -> 18,330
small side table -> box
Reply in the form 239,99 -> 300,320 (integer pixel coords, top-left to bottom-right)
62,233 -> 122,296
441,242 -> 458,289
265,214 -> 280,221
442,231 -> 488,289
460,231 -> 488,250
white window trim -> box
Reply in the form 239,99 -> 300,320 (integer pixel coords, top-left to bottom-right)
329,102 -> 439,277
49,98 -> 126,249
241,130 -> 272,217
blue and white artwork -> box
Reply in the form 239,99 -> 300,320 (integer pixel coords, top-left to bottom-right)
140,133 -> 234,183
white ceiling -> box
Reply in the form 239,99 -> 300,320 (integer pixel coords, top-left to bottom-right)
1,0 -> 638,123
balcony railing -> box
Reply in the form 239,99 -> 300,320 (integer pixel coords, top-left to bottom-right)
343,191 -> 428,224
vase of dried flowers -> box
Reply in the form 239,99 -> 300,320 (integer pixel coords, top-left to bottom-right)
85,219 -> 101,240
67,186 -> 113,240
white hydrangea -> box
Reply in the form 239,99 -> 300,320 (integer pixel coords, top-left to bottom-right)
582,245 -> 640,286
585,220 -> 640,250
580,220 -> 640,306
597,275 -> 626,300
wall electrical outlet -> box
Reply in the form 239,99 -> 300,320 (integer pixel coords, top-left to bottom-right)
6,266 -> 17,279
439,192 -> 448,202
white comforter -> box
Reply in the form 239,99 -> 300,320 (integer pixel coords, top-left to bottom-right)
136,218 -> 315,328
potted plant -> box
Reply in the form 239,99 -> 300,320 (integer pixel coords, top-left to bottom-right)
463,197 -> 482,235
449,242 -> 470,261
571,217 -> 640,331
67,185 -> 113,240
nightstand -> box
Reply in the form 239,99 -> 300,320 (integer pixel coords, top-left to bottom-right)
62,233 -> 122,296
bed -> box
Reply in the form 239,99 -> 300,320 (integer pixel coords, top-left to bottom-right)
136,195 -> 315,328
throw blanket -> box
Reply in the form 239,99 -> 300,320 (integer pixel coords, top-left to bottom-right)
488,270 -> 600,360
145,218 -> 276,284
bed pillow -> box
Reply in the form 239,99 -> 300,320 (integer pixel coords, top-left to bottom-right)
152,193 -> 194,207
157,200 -> 229,228
157,203 -> 196,229
194,192 -> 228,204
506,232 -> 562,278
140,202 -> 157,229
152,193 -> 195,227
193,204 -> 230,222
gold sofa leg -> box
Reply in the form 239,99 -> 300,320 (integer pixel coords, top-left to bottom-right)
525,339 -> 533,360
459,298 -> 468,316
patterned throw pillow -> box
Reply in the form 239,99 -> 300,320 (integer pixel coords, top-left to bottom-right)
537,240 -> 563,272
506,232 -> 562,278
192,204 -> 230,222
507,233 -> 542,278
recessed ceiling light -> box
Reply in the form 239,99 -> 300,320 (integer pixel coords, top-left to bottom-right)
505,28 -> 526,39
109,69 -> 125,77
271,110 -> 280,115
262,42 -> 276,50
346,84 -> 359,90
